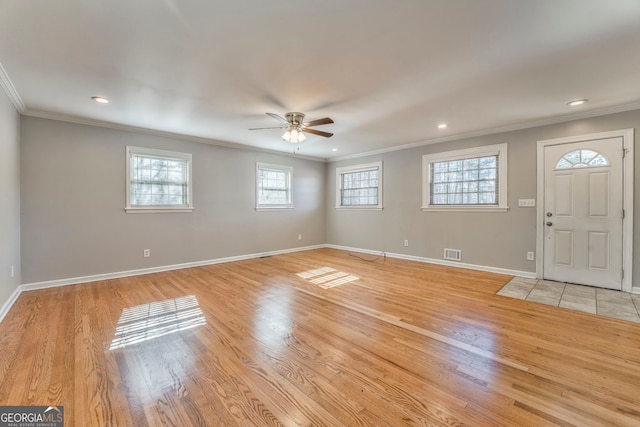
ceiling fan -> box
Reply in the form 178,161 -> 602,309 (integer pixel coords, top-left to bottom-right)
249,112 -> 334,143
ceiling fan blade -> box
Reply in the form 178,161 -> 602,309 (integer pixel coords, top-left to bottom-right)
303,128 -> 333,138
266,112 -> 290,124
303,117 -> 334,127
249,126 -> 287,130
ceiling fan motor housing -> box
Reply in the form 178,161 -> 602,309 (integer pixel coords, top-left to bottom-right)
249,112 -> 333,141
285,112 -> 305,126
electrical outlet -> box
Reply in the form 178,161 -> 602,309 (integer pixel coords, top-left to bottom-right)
298,234 -> 302,241
10,265 -> 14,278
144,249 -> 150,258
527,251 -> 535,261
404,240 -> 409,247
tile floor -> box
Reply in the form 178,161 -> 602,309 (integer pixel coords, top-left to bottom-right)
497,277 -> 640,323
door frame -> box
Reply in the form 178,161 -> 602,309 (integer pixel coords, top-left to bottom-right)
536,129 -> 634,292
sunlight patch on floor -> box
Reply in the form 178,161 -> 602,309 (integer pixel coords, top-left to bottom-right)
296,266 -> 359,289
110,295 -> 207,350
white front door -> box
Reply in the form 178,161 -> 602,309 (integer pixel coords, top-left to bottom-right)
542,137 -> 624,290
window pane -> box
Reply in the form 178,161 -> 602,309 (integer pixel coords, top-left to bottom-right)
430,154 -> 498,206
463,181 -> 478,192
463,158 -> 479,169
589,155 -> 607,166
479,168 -> 496,180
336,162 -> 383,209
463,170 -> 478,181
480,181 -> 495,192
463,193 -> 478,204
433,172 -> 446,183
565,150 -> 580,164
448,160 -> 463,172
581,150 -> 597,164
340,168 -> 379,206
130,153 -> 189,207
556,149 -> 609,169
433,162 -> 448,173
479,156 -> 496,168
257,165 -> 291,207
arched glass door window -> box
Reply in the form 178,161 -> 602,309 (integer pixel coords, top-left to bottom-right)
556,149 -> 609,169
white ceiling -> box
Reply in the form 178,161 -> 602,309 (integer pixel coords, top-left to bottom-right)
1,0 -> 640,160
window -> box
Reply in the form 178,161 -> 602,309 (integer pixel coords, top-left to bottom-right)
336,161 -> 383,209
126,146 -> 193,213
422,143 -> 508,212
556,149 -> 608,169
256,163 -> 293,209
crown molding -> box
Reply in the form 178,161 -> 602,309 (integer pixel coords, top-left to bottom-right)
0,61 -> 25,113
7,46 -> 639,166
329,101 -> 640,162
23,109 -> 326,162
19,99 -> 640,164
0,60 -> 325,161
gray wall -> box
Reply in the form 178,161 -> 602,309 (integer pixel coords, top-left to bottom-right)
0,89 -> 20,307
14,108 -> 640,288
20,117 -> 326,283
327,109 -> 640,285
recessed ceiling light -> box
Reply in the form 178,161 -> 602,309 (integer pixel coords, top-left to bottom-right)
331,148 -> 338,152
567,99 -> 587,106
92,96 -> 110,104
438,123 -> 447,129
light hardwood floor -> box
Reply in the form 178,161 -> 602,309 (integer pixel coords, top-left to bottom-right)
1,248 -> 640,426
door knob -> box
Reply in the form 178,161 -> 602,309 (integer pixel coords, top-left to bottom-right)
546,212 -> 553,217
546,221 -> 553,226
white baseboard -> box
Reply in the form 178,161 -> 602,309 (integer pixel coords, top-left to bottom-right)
0,285 -> 22,324
10,242 -> 534,294
19,244 -> 326,292
0,246 -> 313,324
8,243 -> 634,325
326,244 -> 537,279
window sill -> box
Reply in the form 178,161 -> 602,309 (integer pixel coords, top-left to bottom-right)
255,206 -> 294,211
335,206 -> 384,211
421,206 -> 509,213
125,207 -> 194,214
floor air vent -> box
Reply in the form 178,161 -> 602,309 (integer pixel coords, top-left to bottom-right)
444,248 -> 462,261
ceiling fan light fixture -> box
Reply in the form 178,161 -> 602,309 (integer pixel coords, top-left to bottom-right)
282,127 -> 306,143
251,112 -> 332,143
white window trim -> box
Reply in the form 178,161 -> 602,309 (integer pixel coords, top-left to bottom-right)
125,146 -> 194,213
422,143 -> 508,212
335,161 -> 383,210
256,163 -> 293,211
